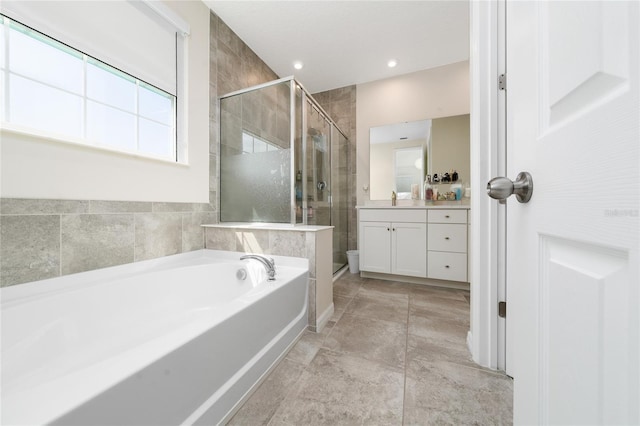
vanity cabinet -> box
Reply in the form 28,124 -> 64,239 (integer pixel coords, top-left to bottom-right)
359,209 -> 427,278
427,210 -> 468,282
358,206 -> 469,284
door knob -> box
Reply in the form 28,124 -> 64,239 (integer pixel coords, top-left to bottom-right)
487,171 -> 533,203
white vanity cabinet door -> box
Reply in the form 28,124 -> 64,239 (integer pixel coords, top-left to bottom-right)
392,222 -> 427,277
359,221 -> 392,273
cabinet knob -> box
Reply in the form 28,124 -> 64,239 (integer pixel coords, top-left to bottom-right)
445,215 -> 450,218
445,265 -> 450,268
392,228 -> 396,231
387,227 -> 390,231
445,237 -> 450,240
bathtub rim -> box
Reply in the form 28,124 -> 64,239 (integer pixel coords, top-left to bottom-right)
1,249 -> 309,305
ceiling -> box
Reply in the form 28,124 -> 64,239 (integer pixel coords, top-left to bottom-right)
204,1 -> 470,94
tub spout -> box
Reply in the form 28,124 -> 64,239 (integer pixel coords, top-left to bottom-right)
240,254 -> 276,281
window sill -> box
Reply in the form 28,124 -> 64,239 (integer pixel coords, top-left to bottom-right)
1,123 -> 189,167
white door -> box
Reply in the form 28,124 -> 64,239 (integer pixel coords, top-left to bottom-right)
505,1 -> 639,424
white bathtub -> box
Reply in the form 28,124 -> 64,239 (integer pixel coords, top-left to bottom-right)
1,249 -> 308,425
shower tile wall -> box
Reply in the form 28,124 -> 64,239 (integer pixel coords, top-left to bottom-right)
312,86 -> 358,250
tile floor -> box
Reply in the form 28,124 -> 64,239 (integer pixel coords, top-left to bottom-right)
228,272 -> 513,425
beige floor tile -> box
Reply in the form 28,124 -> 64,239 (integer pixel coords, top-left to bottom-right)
408,309 -> 469,344
285,331 -> 326,366
403,358 -> 513,426
323,313 -> 407,369
333,278 -> 361,298
359,278 -> 413,298
407,332 -> 475,367
331,294 -> 353,322
228,358 -> 306,426
345,291 -> 409,324
269,349 -> 404,426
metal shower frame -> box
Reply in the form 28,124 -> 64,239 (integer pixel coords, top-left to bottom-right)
217,75 -> 349,226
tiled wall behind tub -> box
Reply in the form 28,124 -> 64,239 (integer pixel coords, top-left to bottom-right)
0,199 -> 216,287
0,11 -> 280,288
312,86 -> 358,250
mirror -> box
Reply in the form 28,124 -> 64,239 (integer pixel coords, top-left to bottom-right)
369,114 -> 470,200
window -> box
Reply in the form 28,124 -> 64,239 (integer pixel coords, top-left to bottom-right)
242,132 -> 280,154
394,147 -> 423,193
0,15 -> 177,161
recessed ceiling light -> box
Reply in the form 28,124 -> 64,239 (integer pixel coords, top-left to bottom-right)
293,61 -> 303,70
387,59 -> 397,68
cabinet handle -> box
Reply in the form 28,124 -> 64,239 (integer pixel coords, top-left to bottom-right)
445,215 -> 450,218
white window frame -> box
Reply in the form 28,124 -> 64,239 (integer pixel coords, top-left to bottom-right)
0,14 -> 180,163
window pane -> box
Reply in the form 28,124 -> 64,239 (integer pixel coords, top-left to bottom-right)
87,60 -> 135,112
242,133 -> 253,153
139,118 -> 172,158
9,25 -> 83,94
139,84 -> 173,124
9,74 -> 82,137
254,139 -> 267,153
87,101 -> 135,150
1,20 -> 5,69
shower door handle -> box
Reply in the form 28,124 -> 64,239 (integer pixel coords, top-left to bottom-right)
317,181 -> 327,191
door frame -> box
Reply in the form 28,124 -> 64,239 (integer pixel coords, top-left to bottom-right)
468,0 -> 506,370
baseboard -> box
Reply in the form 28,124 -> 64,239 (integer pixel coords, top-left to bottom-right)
333,265 -> 349,282
360,271 -> 470,290
313,303 -> 334,333
466,330 -> 473,355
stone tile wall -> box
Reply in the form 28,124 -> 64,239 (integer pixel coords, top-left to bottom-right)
0,199 -> 215,286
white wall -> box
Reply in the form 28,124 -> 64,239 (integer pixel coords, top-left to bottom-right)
356,61 -> 470,205
431,114 -> 471,185
0,0 -> 210,203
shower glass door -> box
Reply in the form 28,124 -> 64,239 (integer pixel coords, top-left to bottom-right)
304,100 -> 331,228
331,127 -> 349,273
219,80 -> 292,222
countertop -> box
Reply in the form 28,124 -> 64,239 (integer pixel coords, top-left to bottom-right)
357,200 -> 470,210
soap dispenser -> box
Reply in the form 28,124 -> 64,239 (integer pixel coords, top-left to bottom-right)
391,191 -> 397,206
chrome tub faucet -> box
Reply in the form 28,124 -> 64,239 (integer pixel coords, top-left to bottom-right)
239,254 -> 276,281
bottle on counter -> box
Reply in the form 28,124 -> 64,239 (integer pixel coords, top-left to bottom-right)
424,179 -> 433,201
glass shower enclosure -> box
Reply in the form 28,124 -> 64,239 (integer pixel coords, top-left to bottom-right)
219,77 -> 349,273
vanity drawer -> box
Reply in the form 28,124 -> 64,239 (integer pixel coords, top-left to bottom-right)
428,209 -> 467,224
428,224 -> 467,253
428,252 -> 467,282
359,208 -> 426,223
